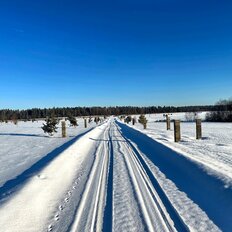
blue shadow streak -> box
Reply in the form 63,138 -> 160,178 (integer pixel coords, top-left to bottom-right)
0,133 -> 47,138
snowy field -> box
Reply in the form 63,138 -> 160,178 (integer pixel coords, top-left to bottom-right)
0,119 -> 96,188
0,114 -> 231,232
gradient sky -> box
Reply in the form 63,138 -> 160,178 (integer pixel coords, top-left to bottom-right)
0,0 -> 232,109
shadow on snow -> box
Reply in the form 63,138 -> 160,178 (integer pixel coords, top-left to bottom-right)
0,133 -> 47,138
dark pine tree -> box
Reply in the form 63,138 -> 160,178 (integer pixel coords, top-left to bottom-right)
41,116 -> 58,136
67,115 -> 78,127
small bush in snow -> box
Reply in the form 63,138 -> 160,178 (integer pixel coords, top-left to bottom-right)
185,112 -> 198,122
67,115 -> 78,127
94,116 -> 100,124
11,114 -> 18,125
206,98 -> 232,122
88,117 -> 93,123
42,116 -> 58,136
138,114 -> 147,129
125,116 -> 132,124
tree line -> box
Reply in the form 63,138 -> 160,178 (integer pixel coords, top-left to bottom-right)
206,99 -> 232,122
0,104 -> 228,121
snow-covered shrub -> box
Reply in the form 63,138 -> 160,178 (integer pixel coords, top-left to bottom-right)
206,98 -> 232,122
138,114 -> 147,129
67,115 -> 78,127
41,116 -> 58,136
185,112 -> 198,122
125,116 -> 132,124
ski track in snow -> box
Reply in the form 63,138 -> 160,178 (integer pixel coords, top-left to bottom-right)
69,123 -> 110,232
0,116 -> 230,231
111,123 -> 178,232
112,129 -> 145,231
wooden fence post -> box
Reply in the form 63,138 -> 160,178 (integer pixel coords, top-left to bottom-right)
132,117 -> 136,125
166,115 -> 170,130
84,118 -> 87,128
62,121 -> 66,138
143,122 -> 147,129
174,120 -> 181,142
196,119 -> 202,139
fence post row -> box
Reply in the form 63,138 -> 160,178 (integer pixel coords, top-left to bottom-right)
174,120 -> 181,142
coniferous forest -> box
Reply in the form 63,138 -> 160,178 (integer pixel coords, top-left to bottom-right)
0,103 -> 231,121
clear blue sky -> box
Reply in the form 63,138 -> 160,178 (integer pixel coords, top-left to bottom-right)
0,0 -> 232,109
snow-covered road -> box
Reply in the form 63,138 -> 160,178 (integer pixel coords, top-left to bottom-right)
0,118 -> 231,232
70,121 -> 179,232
